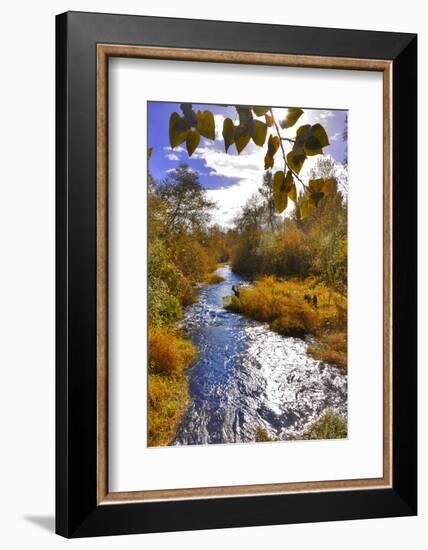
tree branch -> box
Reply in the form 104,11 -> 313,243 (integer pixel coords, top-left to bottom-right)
269,109 -> 309,193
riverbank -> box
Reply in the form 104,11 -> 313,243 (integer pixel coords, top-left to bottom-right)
173,265 -> 347,445
225,275 -> 347,369
147,328 -> 197,446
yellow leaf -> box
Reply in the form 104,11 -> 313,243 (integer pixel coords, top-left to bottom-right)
196,110 -> 215,140
169,112 -> 189,149
273,171 -> 288,213
251,120 -> 267,147
285,171 -> 297,202
186,130 -> 200,156
253,106 -> 270,116
234,126 -> 250,154
264,152 -> 274,170
280,107 -> 304,129
287,149 -> 306,174
222,118 -> 235,152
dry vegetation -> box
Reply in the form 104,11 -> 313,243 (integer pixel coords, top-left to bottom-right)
293,410 -> 347,440
148,328 -> 197,446
226,276 -> 347,369
255,410 -> 347,443
203,272 -> 226,285
147,165 -> 233,446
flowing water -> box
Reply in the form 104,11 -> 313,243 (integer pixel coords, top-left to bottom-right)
174,265 -> 347,445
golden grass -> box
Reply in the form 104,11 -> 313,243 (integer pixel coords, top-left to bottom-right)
307,331 -> 347,370
148,328 -> 197,446
203,273 -> 226,285
292,410 -> 347,440
255,427 -> 272,442
148,373 -> 189,447
149,328 -> 197,375
226,276 -> 347,368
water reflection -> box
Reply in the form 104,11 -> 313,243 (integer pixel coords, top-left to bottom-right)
174,266 -> 347,445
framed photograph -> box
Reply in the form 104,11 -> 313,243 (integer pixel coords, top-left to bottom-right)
56,11 -> 417,538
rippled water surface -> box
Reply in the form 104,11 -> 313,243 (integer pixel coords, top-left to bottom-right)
174,266 -> 347,445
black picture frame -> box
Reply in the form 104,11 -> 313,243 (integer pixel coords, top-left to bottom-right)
56,11 -> 417,538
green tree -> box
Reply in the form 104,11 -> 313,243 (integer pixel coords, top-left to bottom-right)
258,170 -> 278,232
157,164 -> 216,234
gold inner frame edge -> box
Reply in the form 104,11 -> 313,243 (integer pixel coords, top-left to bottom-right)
96,44 -> 393,505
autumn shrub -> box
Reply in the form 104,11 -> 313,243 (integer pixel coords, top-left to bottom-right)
148,239 -> 184,327
149,328 -> 197,375
255,427 -> 273,442
227,277 -> 320,333
204,273 -> 226,285
148,278 -> 182,328
147,373 -> 189,446
232,227 -> 314,280
147,328 -> 197,446
270,228 -> 313,278
271,307 -> 317,335
299,410 -> 347,440
170,234 -> 216,284
307,331 -> 347,369
226,277 -> 347,368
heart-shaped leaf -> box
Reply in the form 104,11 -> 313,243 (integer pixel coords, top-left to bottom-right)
267,134 -> 280,156
169,112 -> 189,149
253,106 -> 270,116
186,130 -> 200,156
312,123 -> 330,147
264,152 -> 274,170
287,149 -> 307,174
235,132 -> 251,154
309,178 -> 324,193
284,171 -> 297,202
222,118 -> 235,152
288,181 -> 297,202
197,110 -> 215,140
252,120 -> 267,146
273,170 -> 288,213
280,108 -> 304,129
304,136 -> 323,156
321,177 -> 337,193
310,191 -> 325,207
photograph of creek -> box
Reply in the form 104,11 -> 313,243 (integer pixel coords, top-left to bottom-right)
147,101 -> 348,447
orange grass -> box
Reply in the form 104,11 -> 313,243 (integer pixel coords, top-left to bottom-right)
149,328 -> 197,375
203,273 -> 226,285
147,328 -> 197,446
226,276 -> 347,368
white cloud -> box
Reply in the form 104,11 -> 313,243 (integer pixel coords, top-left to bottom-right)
329,131 -> 342,142
194,139 -> 290,227
202,146 -> 347,227
166,166 -> 197,175
163,145 -> 185,153
319,110 -> 335,120
165,153 -> 180,161
214,113 -> 226,140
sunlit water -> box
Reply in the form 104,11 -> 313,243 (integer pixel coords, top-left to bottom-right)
174,265 -> 347,445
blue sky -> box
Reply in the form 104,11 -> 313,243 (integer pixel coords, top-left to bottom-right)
148,101 -> 347,226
